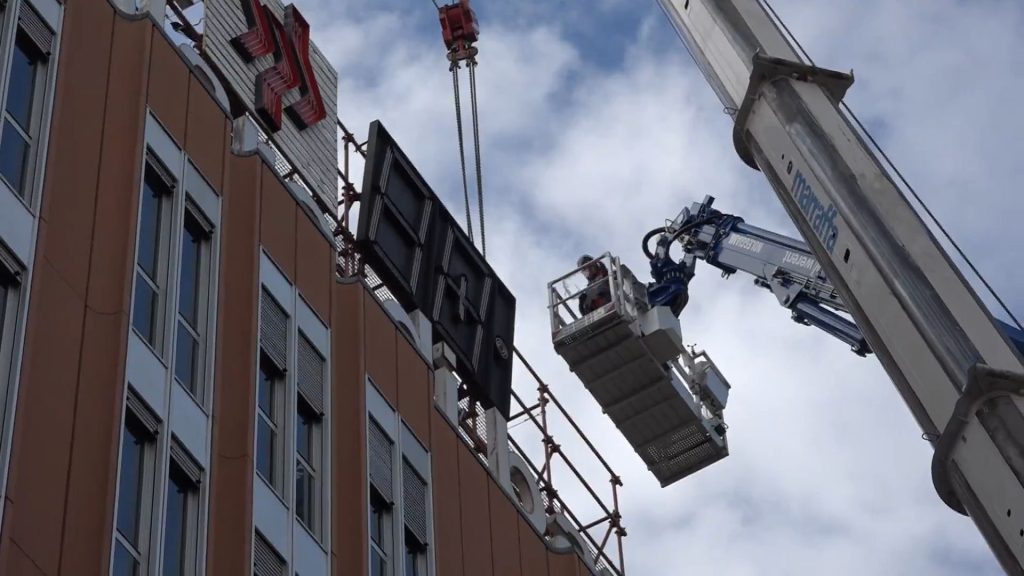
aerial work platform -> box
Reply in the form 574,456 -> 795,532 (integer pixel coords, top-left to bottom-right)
549,254 -> 730,486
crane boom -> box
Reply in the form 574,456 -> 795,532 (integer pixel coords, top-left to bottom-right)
657,195 -> 869,355
656,0 -> 1024,572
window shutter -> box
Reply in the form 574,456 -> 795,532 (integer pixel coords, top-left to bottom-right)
19,4 -> 53,56
0,242 -> 20,283
297,334 -> 325,415
170,439 -> 203,486
368,418 -> 394,503
146,150 -> 178,192
126,389 -> 160,437
253,532 -> 285,576
260,289 -> 288,370
403,459 -> 429,545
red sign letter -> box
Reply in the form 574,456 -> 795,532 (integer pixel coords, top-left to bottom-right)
282,7 -> 327,129
231,1 -> 328,133
231,0 -> 275,61
253,7 -> 301,132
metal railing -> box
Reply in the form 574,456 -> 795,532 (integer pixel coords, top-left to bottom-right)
457,392 -> 490,460
336,119 -> 367,277
508,348 -> 626,576
548,253 -> 648,340
548,253 -> 622,332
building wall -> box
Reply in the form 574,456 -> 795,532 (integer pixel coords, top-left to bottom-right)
0,2 -> 597,575
1,3 -> 152,573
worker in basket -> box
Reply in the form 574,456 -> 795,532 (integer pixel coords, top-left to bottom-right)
577,254 -> 612,316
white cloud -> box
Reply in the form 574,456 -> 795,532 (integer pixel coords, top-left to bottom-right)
302,0 -> 1022,573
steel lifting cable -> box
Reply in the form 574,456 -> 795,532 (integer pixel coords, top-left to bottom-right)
758,0 -> 1023,330
451,59 -> 475,243
467,57 -> 486,256
841,103 -> 1024,331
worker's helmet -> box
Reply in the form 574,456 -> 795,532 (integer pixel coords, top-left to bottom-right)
577,254 -> 606,280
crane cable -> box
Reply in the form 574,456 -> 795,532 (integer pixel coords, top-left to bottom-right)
450,60 -> 475,244
758,0 -> 1023,331
437,0 -> 487,256
449,50 -> 486,257
468,59 -> 486,256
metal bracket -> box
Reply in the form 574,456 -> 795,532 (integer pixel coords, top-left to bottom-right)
733,52 -> 855,169
932,363 -> 1024,514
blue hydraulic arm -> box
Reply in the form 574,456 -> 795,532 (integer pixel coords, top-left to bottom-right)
645,195 -> 870,356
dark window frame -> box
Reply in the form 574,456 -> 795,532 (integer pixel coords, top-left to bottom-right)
295,394 -> 321,536
256,350 -> 285,494
0,256 -> 16,411
0,8 -> 53,205
163,449 -> 201,576
114,393 -> 159,576
370,487 -> 393,576
173,203 -> 213,402
403,528 -> 427,576
132,157 -> 176,354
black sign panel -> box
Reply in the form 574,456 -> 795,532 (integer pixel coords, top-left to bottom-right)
478,279 -> 516,417
357,120 -> 516,417
431,223 -> 488,372
358,122 -> 436,312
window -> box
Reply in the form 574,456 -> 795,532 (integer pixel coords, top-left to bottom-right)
369,489 -> 392,576
133,162 -> 173,350
254,262 -> 332,574
294,397 -> 319,533
163,442 -> 202,576
368,415 -> 395,576
114,393 -> 159,576
404,529 -> 426,576
256,353 -> 284,492
0,6 -> 53,202
0,269 -> 12,438
114,422 -> 146,575
367,383 -> 434,576
295,333 -> 324,536
174,208 -> 211,399
401,459 -> 429,576
118,119 -> 222,576
0,274 -> 9,359
0,251 -> 17,380
163,467 -> 189,576
257,288 -> 289,495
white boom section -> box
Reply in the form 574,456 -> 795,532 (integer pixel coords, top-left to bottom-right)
657,0 -> 1024,572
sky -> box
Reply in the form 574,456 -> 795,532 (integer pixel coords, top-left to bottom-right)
292,0 -> 1024,574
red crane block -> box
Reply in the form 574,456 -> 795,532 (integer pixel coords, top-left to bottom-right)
439,0 -> 479,57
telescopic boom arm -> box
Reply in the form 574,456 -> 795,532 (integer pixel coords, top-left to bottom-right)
656,1 -> 1024,572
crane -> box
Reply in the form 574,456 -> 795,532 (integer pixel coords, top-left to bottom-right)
547,1 -> 1024,573
645,195 -> 870,356
645,195 -> 1024,359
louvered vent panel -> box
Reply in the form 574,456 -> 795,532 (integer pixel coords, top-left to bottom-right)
253,532 -> 285,576
403,459 -> 428,544
19,4 -> 53,56
126,389 -> 160,437
170,441 -> 203,486
297,334 -> 325,415
260,290 -> 288,370
368,419 -> 394,502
